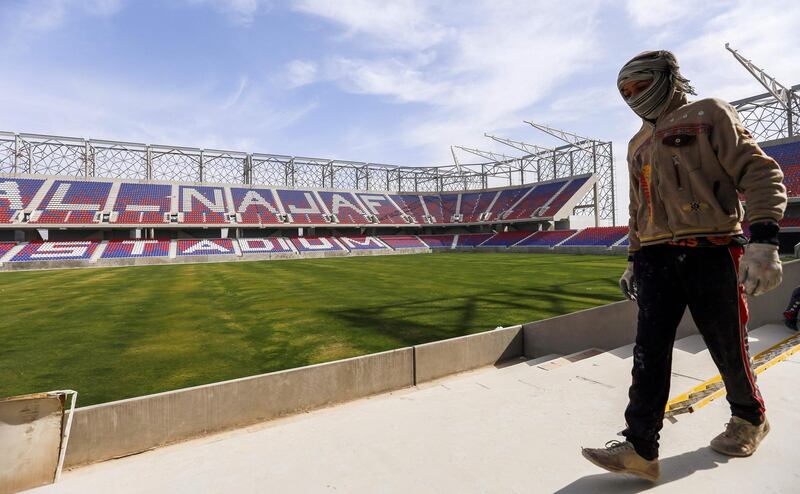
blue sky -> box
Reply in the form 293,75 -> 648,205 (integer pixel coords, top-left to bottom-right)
1,0 -> 799,222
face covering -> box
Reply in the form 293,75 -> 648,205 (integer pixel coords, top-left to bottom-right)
617,50 -> 696,121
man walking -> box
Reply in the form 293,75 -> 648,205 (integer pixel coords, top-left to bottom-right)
581,50 -> 786,482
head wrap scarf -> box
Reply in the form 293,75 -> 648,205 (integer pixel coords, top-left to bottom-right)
617,50 -> 696,120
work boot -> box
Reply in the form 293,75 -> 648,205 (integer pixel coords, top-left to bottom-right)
581,440 -> 660,481
710,416 -> 770,457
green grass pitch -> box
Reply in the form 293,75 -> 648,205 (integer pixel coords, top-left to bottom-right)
0,252 -> 627,406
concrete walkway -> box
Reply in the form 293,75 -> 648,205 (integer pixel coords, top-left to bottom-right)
32,324 -> 800,493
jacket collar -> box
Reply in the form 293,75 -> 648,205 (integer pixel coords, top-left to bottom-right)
642,90 -> 689,130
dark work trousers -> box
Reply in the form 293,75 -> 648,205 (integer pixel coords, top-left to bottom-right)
622,244 -> 765,460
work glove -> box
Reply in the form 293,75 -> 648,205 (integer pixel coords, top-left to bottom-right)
739,243 -> 782,296
619,261 -> 637,300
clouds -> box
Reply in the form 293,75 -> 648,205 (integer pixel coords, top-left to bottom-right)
285,60 -> 319,88
292,0 -> 449,51
293,0 -> 603,162
188,0 -> 270,24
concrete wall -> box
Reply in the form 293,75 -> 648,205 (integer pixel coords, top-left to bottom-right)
522,259 -> 800,358
64,348 -> 413,468
414,325 -> 523,383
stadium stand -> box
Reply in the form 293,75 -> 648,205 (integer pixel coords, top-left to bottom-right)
0,241 -> 15,257
387,194 -> 427,224
515,230 -> 577,247
101,240 -> 171,258
231,188 -> 284,225
378,235 -> 428,249
459,191 -> 498,223
618,237 -> 630,247
290,236 -> 345,252
418,234 -> 455,249
539,176 -> 591,217
421,195 -> 446,223
32,180 -> 112,224
0,177 -> 47,223
179,186 -> 229,224
177,239 -> 235,256
561,226 -> 629,247
455,233 -> 495,247
780,217 -> 800,228
440,194 -> 459,222
763,141 -> 800,196
478,231 -> 535,247
503,181 -> 566,220
337,236 -> 389,251
276,189 -> 328,225
112,183 -> 171,224
355,193 -> 406,224
318,191 -> 370,224
10,241 -> 99,262
238,238 -> 294,254
487,186 -> 533,222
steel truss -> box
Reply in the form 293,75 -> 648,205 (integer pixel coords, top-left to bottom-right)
0,132 -> 500,194
730,84 -> 800,142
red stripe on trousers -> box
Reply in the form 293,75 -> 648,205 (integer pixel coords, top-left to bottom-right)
728,245 -> 766,418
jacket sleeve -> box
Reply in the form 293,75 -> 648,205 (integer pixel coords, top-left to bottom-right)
709,99 -> 786,223
627,147 -> 641,255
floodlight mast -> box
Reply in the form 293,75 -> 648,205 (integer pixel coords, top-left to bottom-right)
725,43 -> 797,135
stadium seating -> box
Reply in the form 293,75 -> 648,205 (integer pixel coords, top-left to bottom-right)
779,217 -> 800,228
459,191 -> 498,223
387,194 -> 427,224
422,195 -> 446,223
32,180 -> 113,224
440,194 -> 459,222
763,141 -> 800,197
318,191 -> 370,224
10,241 -> 99,262
176,239 -> 235,256
290,236 -> 345,252
337,236 -> 389,251
503,181 -> 566,220
0,242 -> 15,257
231,188 -> 284,225
112,183 -> 172,224
618,237 -> 630,247
179,186 -> 229,224
515,230 -> 577,247
455,233 -> 494,247
561,226 -> 629,247
780,165 -> 800,197
418,234 -> 455,249
276,189 -> 329,224
238,238 -> 294,254
356,193 -> 406,224
539,176 -> 590,217
101,240 -> 170,258
0,178 -> 46,223
478,231 -> 535,247
378,235 -> 428,249
486,186 -> 533,222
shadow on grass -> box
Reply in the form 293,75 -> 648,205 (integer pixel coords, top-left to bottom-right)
323,278 -> 621,348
